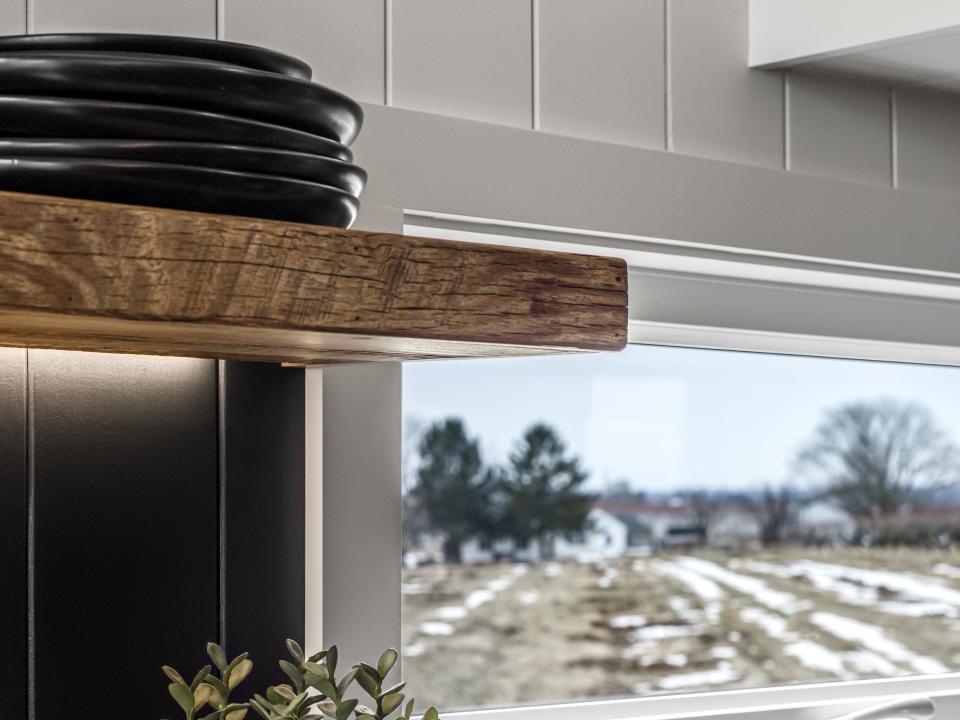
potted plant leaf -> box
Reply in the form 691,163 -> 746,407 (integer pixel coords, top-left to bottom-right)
162,640 -> 440,720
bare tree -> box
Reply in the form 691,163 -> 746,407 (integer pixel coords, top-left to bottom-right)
744,484 -> 799,546
679,490 -> 722,544
796,399 -> 960,521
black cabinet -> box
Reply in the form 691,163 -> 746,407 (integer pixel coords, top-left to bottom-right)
0,351 -> 304,720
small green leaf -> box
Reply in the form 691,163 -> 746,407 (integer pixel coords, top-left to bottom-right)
194,683 -> 214,709
207,643 -> 229,672
308,649 -> 328,663
279,659 -> 305,693
303,661 -> 329,679
403,699 -> 414,720
325,645 -> 339,676
191,665 -> 214,691
382,682 -> 406,697
228,658 -> 253,689
356,715 -> 376,720
283,691 -> 309,715
206,685 -> 226,710
250,699 -> 272,720
315,678 -> 339,701
337,668 -> 358,698
253,695 -> 275,712
163,665 -> 187,685
226,652 -> 250,675
225,709 -> 248,720
354,667 -> 379,698
316,700 -> 338,718
169,682 -> 195,714
380,693 -> 404,716
267,686 -> 289,706
422,707 -> 439,720
205,675 -> 229,701
286,639 -> 305,664
377,649 -> 398,680
336,698 -> 358,720
358,663 -> 381,683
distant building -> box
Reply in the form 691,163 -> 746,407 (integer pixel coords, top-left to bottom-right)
796,501 -> 856,541
403,495 -> 863,566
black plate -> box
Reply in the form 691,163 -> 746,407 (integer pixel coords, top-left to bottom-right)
0,96 -> 352,161
0,52 -> 362,145
0,139 -> 366,196
0,157 -> 359,227
0,33 -> 312,80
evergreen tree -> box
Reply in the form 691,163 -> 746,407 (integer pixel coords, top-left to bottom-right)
412,418 -> 494,563
497,423 -> 592,559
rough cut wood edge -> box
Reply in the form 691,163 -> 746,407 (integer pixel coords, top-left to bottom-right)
0,191 -> 628,363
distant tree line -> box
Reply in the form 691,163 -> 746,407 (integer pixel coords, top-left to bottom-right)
405,418 -> 593,563
678,399 -> 960,547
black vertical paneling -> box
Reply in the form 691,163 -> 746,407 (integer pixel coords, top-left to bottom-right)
222,361 -> 305,694
31,351 -> 219,720
0,348 -> 26,720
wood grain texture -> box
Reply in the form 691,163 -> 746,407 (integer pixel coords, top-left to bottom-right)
0,191 -> 628,364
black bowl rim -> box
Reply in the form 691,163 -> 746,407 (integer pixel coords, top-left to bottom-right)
0,138 -> 368,194
0,94 -> 355,162
0,51 -> 363,144
0,32 -> 312,80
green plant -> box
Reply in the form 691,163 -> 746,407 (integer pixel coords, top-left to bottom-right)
162,642 -> 251,720
164,640 -> 439,720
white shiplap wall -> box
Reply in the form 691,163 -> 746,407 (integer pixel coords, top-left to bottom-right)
2,0 -> 960,196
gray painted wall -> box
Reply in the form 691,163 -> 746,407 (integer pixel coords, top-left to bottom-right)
6,0 -> 960,196
5,0 -> 960,198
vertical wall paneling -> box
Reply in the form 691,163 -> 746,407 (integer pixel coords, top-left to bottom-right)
669,0 -> 784,168
31,0 -> 216,36
222,0 -> 386,104
539,0 -> 665,148
0,0 -> 26,34
221,361 -> 305,694
385,0 -> 394,105
895,85 -> 960,198
392,0 -> 533,128
31,351 -> 219,720
788,72 -> 892,187
0,348 -> 26,720
321,363 -> 401,672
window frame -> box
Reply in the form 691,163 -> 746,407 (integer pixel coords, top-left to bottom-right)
314,213 -> 960,720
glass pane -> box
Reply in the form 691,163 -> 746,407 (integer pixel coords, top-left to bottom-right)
401,345 -> 960,711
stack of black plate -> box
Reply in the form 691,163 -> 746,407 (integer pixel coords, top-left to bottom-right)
0,33 -> 366,227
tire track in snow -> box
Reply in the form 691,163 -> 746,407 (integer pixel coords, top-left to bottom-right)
653,558 -> 849,679
673,557 -> 946,677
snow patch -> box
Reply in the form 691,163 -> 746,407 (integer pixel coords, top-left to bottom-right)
609,614 -> 647,629
403,641 -> 426,657
676,557 -> 811,614
657,662 -> 740,690
543,563 -> 564,577
465,589 -> 495,609
435,606 -> 468,620
810,612 -> 949,675
419,622 -> 455,636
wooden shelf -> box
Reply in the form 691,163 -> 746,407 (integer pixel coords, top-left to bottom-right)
0,191 -> 628,364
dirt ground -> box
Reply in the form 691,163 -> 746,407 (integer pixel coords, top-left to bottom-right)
400,547 -> 960,711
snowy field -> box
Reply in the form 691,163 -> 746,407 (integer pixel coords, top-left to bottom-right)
401,548 -> 960,711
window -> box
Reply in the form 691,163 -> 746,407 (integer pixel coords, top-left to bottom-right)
400,345 -> 960,714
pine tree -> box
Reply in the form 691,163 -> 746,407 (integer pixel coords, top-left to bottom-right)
412,418 -> 495,563
497,423 -> 592,560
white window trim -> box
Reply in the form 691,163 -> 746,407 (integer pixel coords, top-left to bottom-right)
312,211 -> 960,720
446,674 -> 959,720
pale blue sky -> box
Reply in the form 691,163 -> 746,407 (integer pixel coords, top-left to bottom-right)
403,345 -> 960,492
